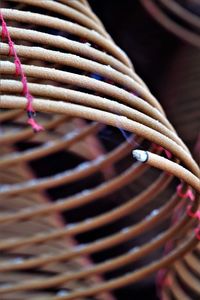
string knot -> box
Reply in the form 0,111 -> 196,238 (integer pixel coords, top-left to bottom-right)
187,205 -> 200,220
154,144 -> 172,159
14,57 -> 22,76
176,184 -> 195,201
8,40 -> 15,56
27,117 -> 44,133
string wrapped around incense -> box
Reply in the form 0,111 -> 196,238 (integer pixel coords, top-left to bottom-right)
158,43 -> 200,300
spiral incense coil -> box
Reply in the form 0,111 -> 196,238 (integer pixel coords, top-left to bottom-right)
0,111 -> 115,300
0,156 -> 115,300
140,0 -> 200,48
160,45 -> 200,164
161,233 -> 200,300
158,45 -> 200,300
0,1 -> 200,299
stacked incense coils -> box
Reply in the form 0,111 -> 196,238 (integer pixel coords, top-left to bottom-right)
141,1 -> 200,298
158,42 -> 200,300
141,0 -> 200,48
161,45 -> 200,163
0,1 -> 199,300
160,233 -> 200,300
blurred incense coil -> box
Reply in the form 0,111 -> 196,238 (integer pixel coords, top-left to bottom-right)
141,0 -> 200,48
0,1 -> 200,299
160,45 -> 200,164
158,44 -> 200,300
0,150 -> 115,300
161,232 -> 200,300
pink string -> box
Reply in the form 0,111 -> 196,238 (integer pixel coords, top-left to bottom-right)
27,118 -> 44,132
156,200 -> 186,297
156,269 -> 167,289
157,270 -> 172,288
186,205 -> 200,241
8,40 -> 15,56
194,227 -> 200,240
1,14 -> 8,40
0,11 -> 44,133
156,269 -> 172,299
14,57 -> 22,76
187,205 -> 200,220
21,76 -> 29,95
153,144 -> 172,159
176,184 -> 195,201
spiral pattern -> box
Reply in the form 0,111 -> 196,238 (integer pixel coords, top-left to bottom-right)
141,0 -> 200,48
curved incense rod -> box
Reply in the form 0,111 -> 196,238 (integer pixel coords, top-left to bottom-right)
11,0 -> 110,38
0,162 -> 149,222
0,109 -> 22,122
62,0 -> 106,26
164,274 -> 192,300
159,0 -> 200,29
0,44 -> 161,112
0,122 -> 102,168
0,173 -> 172,250
132,150 -> 200,192
0,26 -> 142,82
0,113 -> 69,144
140,0 -> 200,48
184,253 -> 200,276
1,8 -> 132,67
0,62 -> 171,131
174,262 -> 200,294
0,80 -> 187,149
162,252 -> 200,299
5,235 -> 198,299
0,215 -> 195,289
0,96 -> 198,176
161,229 -> 200,300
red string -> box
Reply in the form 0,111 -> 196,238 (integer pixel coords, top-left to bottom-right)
14,57 -> 22,76
177,183 -> 199,239
8,40 -> 15,56
176,184 -> 195,201
0,11 -> 44,133
153,144 -> 172,159
187,205 -> 200,221
156,200 -> 187,297
194,227 -> 200,240
21,76 -> 29,95
156,269 -> 167,289
156,269 -> 172,299
27,117 -> 44,133
1,14 -> 8,40
186,204 -> 200,240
